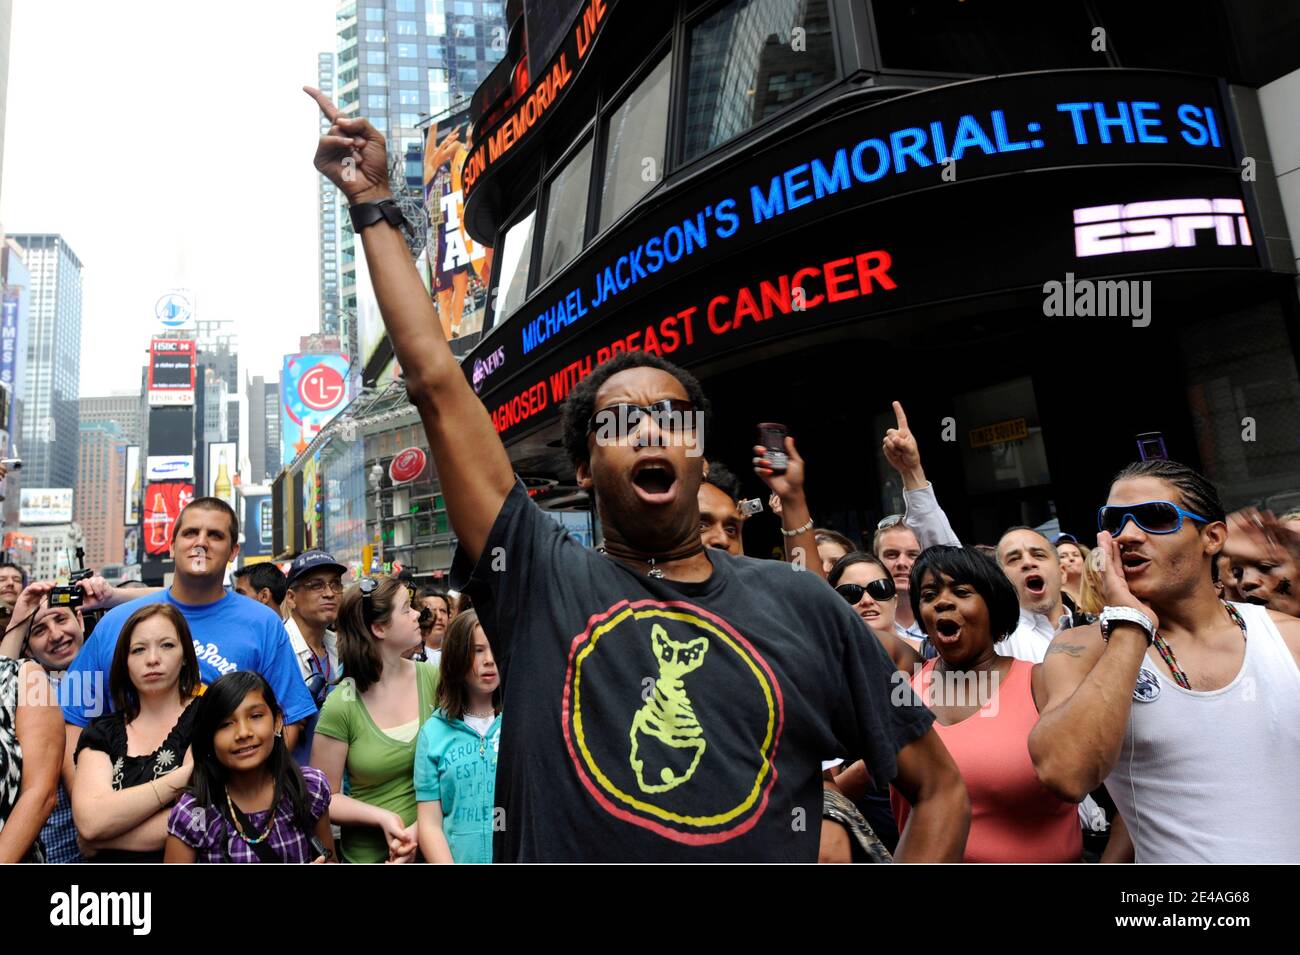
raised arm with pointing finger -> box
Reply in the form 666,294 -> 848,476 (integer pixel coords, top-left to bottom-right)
882,401 -> 960,549
306,87 -> 514,564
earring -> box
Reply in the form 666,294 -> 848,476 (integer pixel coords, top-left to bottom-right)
275,729 -> 283,738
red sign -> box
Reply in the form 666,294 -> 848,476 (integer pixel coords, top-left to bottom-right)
147,338 -> 197,407
144,482 -> 195,556
389,447 -> 428,485
298,364 -> 347,412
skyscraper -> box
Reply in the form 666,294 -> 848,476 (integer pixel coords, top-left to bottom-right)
246,374 -> 280,484
75,420 -> 126,570
319,51 -> 341,339
335,0 -> 507,366
79,394 -> 145,447
10,234 -> 83,490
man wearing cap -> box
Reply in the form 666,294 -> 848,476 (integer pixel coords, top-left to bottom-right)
283,551 -> 345,765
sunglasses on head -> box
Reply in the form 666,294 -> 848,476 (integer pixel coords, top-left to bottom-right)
358,576 -> 379,624
835,578 -> 897,604
1097,500 -> 1210,536
877,514 -> 904,530
586,399 -> 696,438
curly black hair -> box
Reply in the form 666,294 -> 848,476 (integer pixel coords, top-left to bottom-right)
1110,459 -> 1226,525
703,461 -> 741,502
560,351 -> 710,466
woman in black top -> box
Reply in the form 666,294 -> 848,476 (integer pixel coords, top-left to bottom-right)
73,604 -> 202,862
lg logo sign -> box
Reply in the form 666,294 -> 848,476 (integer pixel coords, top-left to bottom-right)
1074,197 -> 1252,257
299,365 -> 346,412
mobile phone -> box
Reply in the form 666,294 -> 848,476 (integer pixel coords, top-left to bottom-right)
309,834 -> 330,861
1136,432 -> 1168,462
758,423 -> 789,474
0,458 -> 20,470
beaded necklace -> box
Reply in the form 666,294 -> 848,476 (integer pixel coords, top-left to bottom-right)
1152,601 -> 1247,690
225,788 -> 276,845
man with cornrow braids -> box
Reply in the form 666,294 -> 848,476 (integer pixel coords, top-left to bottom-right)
1029,459 -> 1300,862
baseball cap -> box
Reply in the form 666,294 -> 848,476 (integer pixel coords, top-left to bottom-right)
287,550 -> 348,587
1054,533 -> 1079,546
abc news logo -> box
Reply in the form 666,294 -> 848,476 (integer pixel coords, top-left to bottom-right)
1073,198 -> 1252,257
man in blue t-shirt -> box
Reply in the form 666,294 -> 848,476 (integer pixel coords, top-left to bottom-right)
62,497 -> 315,755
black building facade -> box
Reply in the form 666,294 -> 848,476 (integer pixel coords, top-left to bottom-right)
454,0 -> 1300,550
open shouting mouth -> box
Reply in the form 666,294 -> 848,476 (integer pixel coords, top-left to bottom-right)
1024,573 -> 1046,598
630,457 -> 678,505
933,617 -> 962,645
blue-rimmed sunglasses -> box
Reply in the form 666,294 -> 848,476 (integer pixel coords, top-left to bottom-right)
1097,500 -> 1210,536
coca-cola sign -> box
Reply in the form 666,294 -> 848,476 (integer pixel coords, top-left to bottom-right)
389,448 -> 428,485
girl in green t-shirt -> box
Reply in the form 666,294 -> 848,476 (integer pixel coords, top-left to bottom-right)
312,577 -> 439,863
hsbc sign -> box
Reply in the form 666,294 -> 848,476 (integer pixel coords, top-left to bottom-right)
1074,198 -> 1252,257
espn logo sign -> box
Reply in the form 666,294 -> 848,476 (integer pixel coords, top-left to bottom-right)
1074,198 -> 1252,257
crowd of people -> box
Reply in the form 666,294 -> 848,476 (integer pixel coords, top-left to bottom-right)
0,89 -> 1295,864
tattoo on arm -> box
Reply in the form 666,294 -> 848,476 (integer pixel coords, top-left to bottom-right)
1045,642 -> 1087,658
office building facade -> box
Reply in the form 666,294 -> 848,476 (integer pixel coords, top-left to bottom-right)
10,234 -> 83,490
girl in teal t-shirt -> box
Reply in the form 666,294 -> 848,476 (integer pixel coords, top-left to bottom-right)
415,609 -> 501,864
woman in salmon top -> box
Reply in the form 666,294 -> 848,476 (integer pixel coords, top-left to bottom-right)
891,546 -> 1082,863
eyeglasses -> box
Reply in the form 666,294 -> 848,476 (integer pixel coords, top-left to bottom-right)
1097,501 -> 1211,536
297,577 -> 345,594
877,514 -> 904,530
835,578 -> 897,604
586,399 -> 697,439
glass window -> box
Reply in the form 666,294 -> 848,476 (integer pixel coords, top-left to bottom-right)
397,43 -> 418,58
396,0 -> 416,11
365,7 -> 384,21
427,44 -> 444,61
367,93 -> 388,110
396,19 -> 418,36
366,72 -> 386,86
365,28 -> 385,43
398,88 -> 421,105
398,112 -> 422,127
683,0 -> 836,161
494,208 -> 537,323
538,138 -> 594,284
398,66 -> 419,81
371,117 -> 387,132
366,51 -> 387,65
875,0 -> 1099,73
599,54 -> 671,231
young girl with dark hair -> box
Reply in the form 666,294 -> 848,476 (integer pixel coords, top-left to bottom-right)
72,604 -> 202,862
164,671 -> 334,863
415,610 -> 501,864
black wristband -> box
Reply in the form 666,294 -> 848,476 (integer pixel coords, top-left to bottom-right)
349,198 -> 407,234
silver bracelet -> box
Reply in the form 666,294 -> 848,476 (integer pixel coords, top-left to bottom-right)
1098,605 -> 1155,644
780,518 -> 814,538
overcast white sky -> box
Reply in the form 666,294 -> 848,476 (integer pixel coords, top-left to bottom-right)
1,0 -> 338,397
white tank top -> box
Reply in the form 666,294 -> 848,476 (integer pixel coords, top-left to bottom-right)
1105,602 -> 1300,862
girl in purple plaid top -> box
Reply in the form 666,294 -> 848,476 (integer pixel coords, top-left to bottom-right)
164,672 -> 336,863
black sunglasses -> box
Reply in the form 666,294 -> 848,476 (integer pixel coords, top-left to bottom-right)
835,578 -> 897,604
358,576 -> 379,624
1096,500 -> 1210,536
586,399 -> 697,438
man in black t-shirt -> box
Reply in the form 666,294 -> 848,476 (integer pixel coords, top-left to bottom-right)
308,87 -> 970,861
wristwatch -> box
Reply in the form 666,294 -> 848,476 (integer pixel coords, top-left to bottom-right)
1098,606 -> 1155,645
349,197 -> 408,234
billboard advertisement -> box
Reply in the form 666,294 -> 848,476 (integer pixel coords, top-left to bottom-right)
206,442 -> 237,510
281,353 -> 349,467
241,493 -> 273,559
1,288 -> 21,444
155,289 -> 195,331
19,488 -> 74,524
146,454 -> 194,481
147,405 -> 194,455
123,525 -> 140,566
144,481 -> 194,556
148,338 -> 197,406
423,106 -> 493,342
302,453 -> 320,551
124,446 -> 143,525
